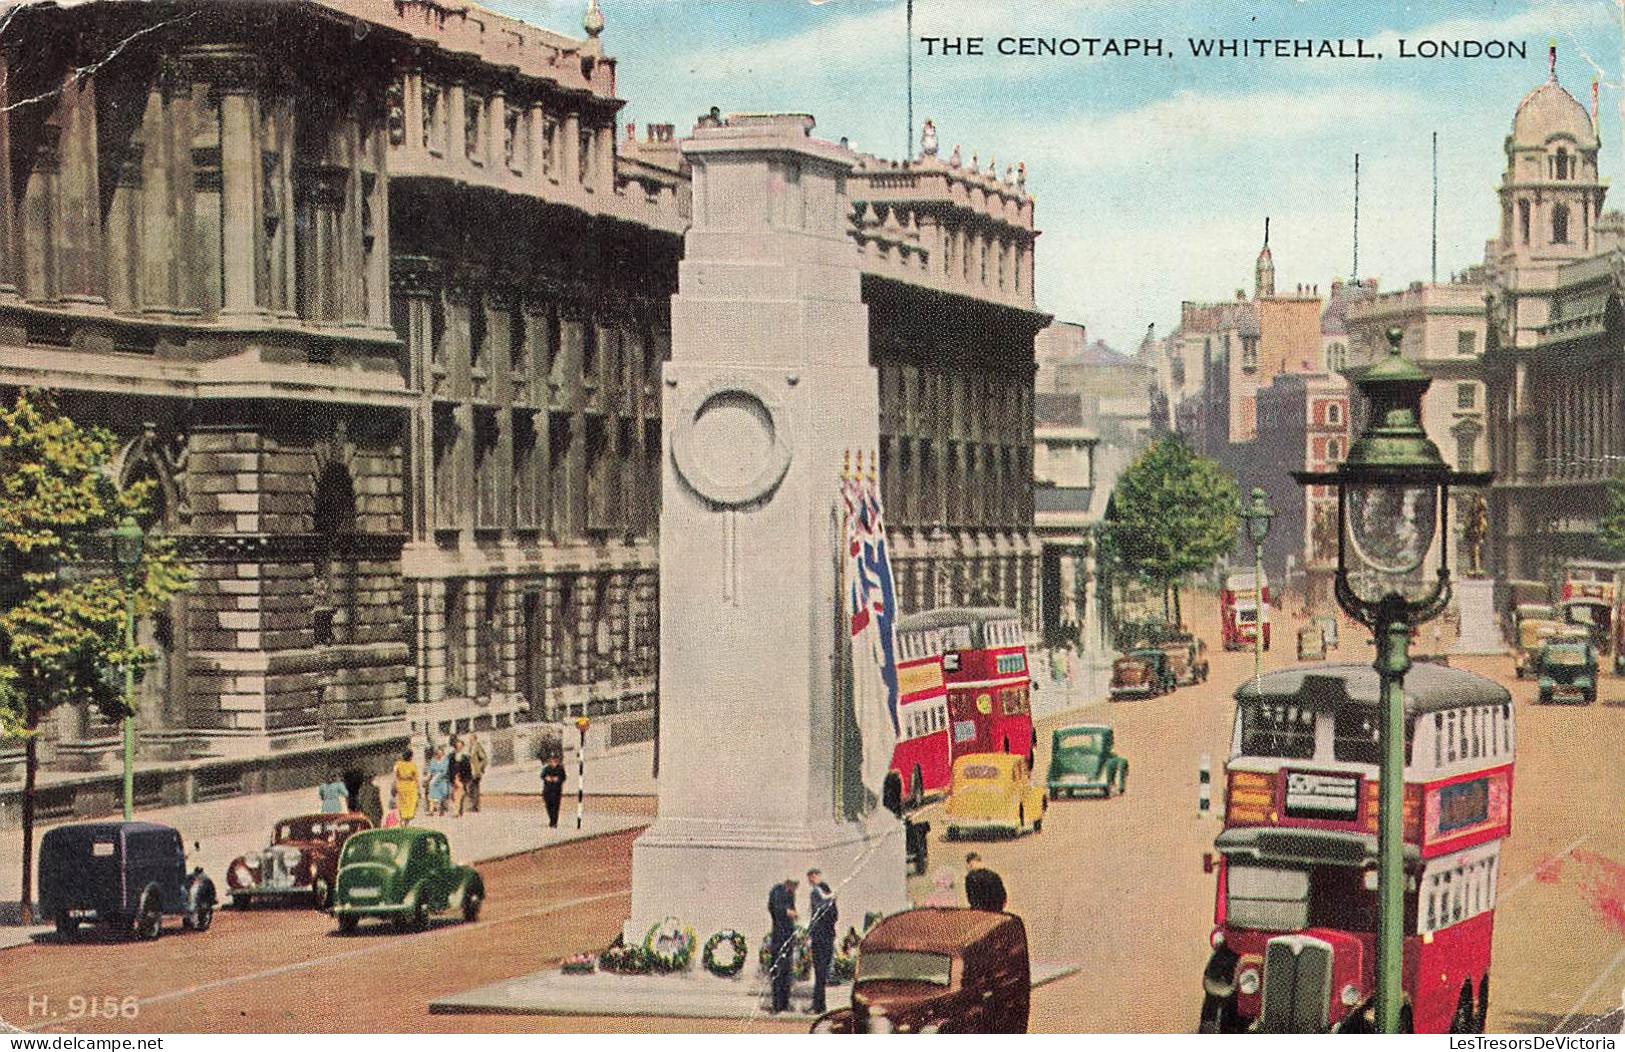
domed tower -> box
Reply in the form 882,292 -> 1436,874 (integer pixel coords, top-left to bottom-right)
1255,217 -> 1276,299
1498,47 -> 1604,266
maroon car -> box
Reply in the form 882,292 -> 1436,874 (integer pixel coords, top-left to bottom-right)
811,908 -> 1030,1034
226,813 -> 371,910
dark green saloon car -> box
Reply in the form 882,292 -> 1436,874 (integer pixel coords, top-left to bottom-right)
1045,724 -> 1128,798
331,827 -> 484,933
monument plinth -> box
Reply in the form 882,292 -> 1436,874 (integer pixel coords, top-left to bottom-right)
626,113 -> 907,945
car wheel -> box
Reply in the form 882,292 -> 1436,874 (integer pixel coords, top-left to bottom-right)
337,913 -> 359,935
1032,817 -> 1042,834
133,889 -> 162,941
1447,982 -> 1475,1034
184,895 -> 213,933
461,881 -> 483,923
1476,976 -> 1490,1034
311,878 -> 332,912
409,899 -> 429,932
229,894 -> 249,910
1198,993 -> 1241,1034
55,912 -> 79,937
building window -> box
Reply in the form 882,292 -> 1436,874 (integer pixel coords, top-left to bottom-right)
445,580 -> 467,696
1555,147 -> 1570,180
1553,203 -> 1570,245
1327,342 -> 1346,372
541,116 -> 557,176
465,94 -> 483,160
504,105 -> 521,170
1457,383 -> 1476,410
1456,434 -> 1475,473
422,83 -> 442,151
579,126 -> 592,184
1327,402 -> 1342,426
1457,330 -> 1478,356
1325,438 -> 1341,462
1519,199 -> 1531,245
1241,337 -> 1258,370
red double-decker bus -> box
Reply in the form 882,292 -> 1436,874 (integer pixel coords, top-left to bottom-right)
889,622 -> 952,806
1199,663 -> 1514,1034
896,608 -> 1034,767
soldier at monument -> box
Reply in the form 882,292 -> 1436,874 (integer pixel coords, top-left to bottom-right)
767,876 -> 800,1013
807,868 -> 838,1015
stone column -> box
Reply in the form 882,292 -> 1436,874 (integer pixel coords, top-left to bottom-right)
562,111 -> 581,194
217,65 -> 263,318
628,113 -> 906,945
53,69 -> 105,310
0,53 -> 17,302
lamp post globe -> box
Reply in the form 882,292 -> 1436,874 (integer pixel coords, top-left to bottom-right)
1291,326 -> 1493,1033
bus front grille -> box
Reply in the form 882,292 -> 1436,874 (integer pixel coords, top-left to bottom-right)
1258,934 -> 1333,1033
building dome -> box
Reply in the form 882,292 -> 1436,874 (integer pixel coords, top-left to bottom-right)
1512,79 -> 1595,148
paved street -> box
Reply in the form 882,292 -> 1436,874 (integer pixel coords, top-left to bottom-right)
4,600 -> 1625,1033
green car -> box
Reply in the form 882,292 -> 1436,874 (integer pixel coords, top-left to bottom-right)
1045,724 -> 1128,798
1537,641 -> 1597,704
331,827 -> 484,934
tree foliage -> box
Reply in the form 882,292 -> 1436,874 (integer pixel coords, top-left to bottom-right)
1103,436 -> 1241,598
0,391 -> 189,739
1601,467 -> 1625,560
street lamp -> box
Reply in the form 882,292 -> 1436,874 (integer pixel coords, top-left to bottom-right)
1238,487 -> 1274,684
111,515 -> 145,822
574,714 -> 591,830
1291,327 -> 1492,1033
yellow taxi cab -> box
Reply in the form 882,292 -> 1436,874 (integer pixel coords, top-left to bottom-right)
944,753 -> 1046,840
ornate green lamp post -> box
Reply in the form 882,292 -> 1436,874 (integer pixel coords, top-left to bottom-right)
111,515 -> 146,821
1291,327 -> 1491,1033
1238,488 -> 1274,684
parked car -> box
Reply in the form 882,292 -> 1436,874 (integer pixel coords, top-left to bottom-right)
1296,624 -> 1327,661
1110,648 -> 1176,699
331,827 -> 484,933
1044,724 -> 1128,798
1537,640 -> 1598,704
944,752 -> 1046,840
1514,605 -> 1560,678
810,908 -> 1031,1033
38,822 -> 216,940
1159,635 -> 1210,686
227,812 -> 372,910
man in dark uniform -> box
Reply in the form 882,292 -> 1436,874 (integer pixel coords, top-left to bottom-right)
539,754 -> 568,828
767,876 -> 800,1013
964,851 -> 1007,911
806,868 -> 838,1015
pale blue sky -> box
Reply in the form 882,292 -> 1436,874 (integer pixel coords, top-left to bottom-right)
487,0 -> 1624,353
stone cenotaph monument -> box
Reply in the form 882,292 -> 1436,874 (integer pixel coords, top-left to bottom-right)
625,114 -> 907,944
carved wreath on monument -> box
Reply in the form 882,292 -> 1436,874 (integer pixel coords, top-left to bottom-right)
669,377 -> 793,508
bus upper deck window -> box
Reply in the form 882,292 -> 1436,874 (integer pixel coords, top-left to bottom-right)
1434,713 -> 1444,767
1241,702 -> 1315,760
1333,708 -> 1381,765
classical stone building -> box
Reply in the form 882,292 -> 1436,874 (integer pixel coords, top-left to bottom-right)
1482,57 -> 1625,586
0,2 -> 1045,812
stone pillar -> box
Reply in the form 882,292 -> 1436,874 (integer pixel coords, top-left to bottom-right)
53,69 -> 105,310
628,113 -> 907,945
0,54 -> 17,302
214,56 -> 263,318
562,111 -> 581,193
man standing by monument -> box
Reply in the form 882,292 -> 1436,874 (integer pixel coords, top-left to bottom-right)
807,868 -> 838,1015
540,754 -> 567,829
767,876 -> 800,1014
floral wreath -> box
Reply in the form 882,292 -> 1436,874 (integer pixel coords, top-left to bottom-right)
643,916 -> 698,973
702,929 -> 749,978
758,926 -> 811,981
597,933 -> 653,974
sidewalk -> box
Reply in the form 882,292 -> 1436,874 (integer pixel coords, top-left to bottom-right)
0,744 -> 659,948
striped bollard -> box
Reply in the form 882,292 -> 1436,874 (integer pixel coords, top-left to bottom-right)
1198,753 -> 1212,817
575,715 -> 592,831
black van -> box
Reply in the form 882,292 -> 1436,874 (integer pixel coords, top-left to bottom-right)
38,822 -> 217,940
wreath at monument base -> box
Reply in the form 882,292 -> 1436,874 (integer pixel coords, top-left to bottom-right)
758,926 -> 812,981
702,929 -> 749,978
830,952 -> 856,985
598,934 -> 654,975
643,916 -> 698,973
561,952 -> 597,975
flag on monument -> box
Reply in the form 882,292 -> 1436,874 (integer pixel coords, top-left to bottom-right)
843,472 -> 900,801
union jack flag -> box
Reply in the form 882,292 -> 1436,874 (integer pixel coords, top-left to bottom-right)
843,468 -> 900,798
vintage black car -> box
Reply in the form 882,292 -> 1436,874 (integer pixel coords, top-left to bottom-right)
38,821 -> 217,940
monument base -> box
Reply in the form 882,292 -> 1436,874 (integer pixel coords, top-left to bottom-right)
625,813 -> 909,947
1451,577 -> 1506,655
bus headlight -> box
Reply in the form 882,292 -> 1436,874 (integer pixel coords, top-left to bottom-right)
1341,984 -> 1362,1008
1210,928 -> 1226,950
1238,968 -> 1260,995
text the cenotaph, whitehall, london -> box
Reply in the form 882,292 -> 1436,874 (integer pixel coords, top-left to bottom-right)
625,113 -> 908,943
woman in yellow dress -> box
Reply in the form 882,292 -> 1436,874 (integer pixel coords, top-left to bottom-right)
393,748 -> 420,825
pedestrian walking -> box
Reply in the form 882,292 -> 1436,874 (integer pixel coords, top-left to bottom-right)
467,733 -> 488,813
540,753 -> 567,828
393,749 -> 419,825
964,852 -> 1008,912
426,745 -> 451,817
354,775 -> 384,828
767,876 -> 800,1014
806,868 -> 838,1015
383,788 -> 402,828
317,772 -> 348,814
449,738 -> 474,817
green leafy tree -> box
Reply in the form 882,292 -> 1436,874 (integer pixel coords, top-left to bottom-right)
1601,467 -> 1625,559
1103,436 -> 1240,627
0,391 -> 189,922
